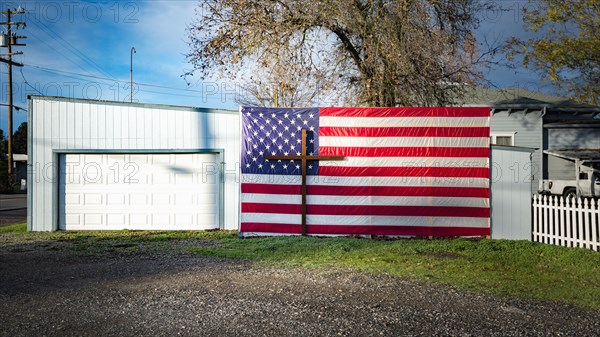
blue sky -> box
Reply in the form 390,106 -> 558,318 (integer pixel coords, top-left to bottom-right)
1,0 -> 554,130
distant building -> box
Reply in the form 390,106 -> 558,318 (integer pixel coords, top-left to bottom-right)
461,87 -> 600,193
12,154 -> 27,188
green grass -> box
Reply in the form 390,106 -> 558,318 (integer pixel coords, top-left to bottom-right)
187,235 -> 600,308
2,223 -> 600,309
0,223 -> 27,233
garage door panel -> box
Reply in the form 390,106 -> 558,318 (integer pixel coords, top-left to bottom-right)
130,214 -> 148,225
130,194 -> 148,205
176,214 -> 194,226
107,214 -> 126,226
65,194 -> 81,205
84,194 -> 103,205
59,153 -> 220,230
152,194 -> 171,205
107,194 -> 126,205
84,214 -> 104,226
175,173 -> 194,184
152,214 -> 171,226
152,173 -> 171,184
65,214 -> 80,225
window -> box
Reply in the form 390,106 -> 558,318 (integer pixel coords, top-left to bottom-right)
490,133 -> 516,146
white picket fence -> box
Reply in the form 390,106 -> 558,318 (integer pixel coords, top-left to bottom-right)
532,195 -> 599,251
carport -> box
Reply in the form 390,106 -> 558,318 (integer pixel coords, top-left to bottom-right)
543,149 -> 600,198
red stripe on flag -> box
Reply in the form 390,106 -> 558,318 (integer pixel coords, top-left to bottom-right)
318,166 -> 490,178
242,183 -> 490,198
320,107 -> 490,118
320,146 -> 490,158
241,203 -> 490,218
319,127 -> 490,138
240,222 -> 490,236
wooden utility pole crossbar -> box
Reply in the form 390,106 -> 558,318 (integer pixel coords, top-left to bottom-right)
0,58 -> 23,67
265,128 -> 344,235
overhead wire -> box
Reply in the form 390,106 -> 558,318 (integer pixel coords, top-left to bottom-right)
19,67 -> 44,96
27,64 -> 219,94
25,63 -> 234,101
25,27 -> 100,77
27,17 -> 116,81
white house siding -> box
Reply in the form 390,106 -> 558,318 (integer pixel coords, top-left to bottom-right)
27,96 -> 240,231
490,110 -> 543,194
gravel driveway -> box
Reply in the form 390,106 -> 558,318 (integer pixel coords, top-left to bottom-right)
1,234 -> 599,336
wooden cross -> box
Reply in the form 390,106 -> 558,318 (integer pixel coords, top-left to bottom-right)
265,128 -> 344,235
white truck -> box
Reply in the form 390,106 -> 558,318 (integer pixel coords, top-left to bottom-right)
538,168 -> 600,199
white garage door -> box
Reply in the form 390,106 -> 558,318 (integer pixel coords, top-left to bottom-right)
59,153 -> 220,230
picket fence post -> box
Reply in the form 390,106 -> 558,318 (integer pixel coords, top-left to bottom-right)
531,194 -> 539,242
591,198 -> 598,251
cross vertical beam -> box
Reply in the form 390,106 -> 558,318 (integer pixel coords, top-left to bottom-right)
265,128 -> 344,235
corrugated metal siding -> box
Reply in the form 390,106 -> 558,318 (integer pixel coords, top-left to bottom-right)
28,97 -> 240,231
490,147 -> 533,240
490,111 -> 543,194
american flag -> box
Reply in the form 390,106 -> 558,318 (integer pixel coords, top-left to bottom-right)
240,106 -> 490,236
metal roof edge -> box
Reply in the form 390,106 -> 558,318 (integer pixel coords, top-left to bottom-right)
543,149 -> 600,161
27,95 -> 238,115
491,145 -> 537,152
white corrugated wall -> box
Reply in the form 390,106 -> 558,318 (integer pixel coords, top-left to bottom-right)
27,96 -> 240,231
490,146 -> 534,240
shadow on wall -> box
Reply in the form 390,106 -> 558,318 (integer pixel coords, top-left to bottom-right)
163,107 -> 216,176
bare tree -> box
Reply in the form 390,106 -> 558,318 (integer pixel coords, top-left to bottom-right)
187,0 -> 496,107
236,49 -> 335,107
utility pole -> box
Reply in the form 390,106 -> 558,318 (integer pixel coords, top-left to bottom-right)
130,47 -> 136,102
1,7 -> 26,189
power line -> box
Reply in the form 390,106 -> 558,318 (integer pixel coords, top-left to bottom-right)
25,63 -> 236,101
27,63 -> 226,94
0,103 -> 26,111
27,17 -> 116,81
24,28 -> 98,77
19,67 -> 43,95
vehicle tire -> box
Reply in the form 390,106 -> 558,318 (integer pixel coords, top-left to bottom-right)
563,188 -> 577,200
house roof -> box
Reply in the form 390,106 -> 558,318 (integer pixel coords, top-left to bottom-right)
544,119 -> 600,128
459,87 -> 600,114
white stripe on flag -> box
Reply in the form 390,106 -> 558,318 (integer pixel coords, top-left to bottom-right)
320,136 -> 490,148
319,156 -> 489,167
241,174 -> 490,188
320,116 -> 490,128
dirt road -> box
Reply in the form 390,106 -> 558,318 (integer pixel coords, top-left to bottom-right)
0,194 -> 26,227
1,234 -> 599,336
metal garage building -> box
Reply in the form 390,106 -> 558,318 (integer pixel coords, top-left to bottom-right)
27,96 -> 240,231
